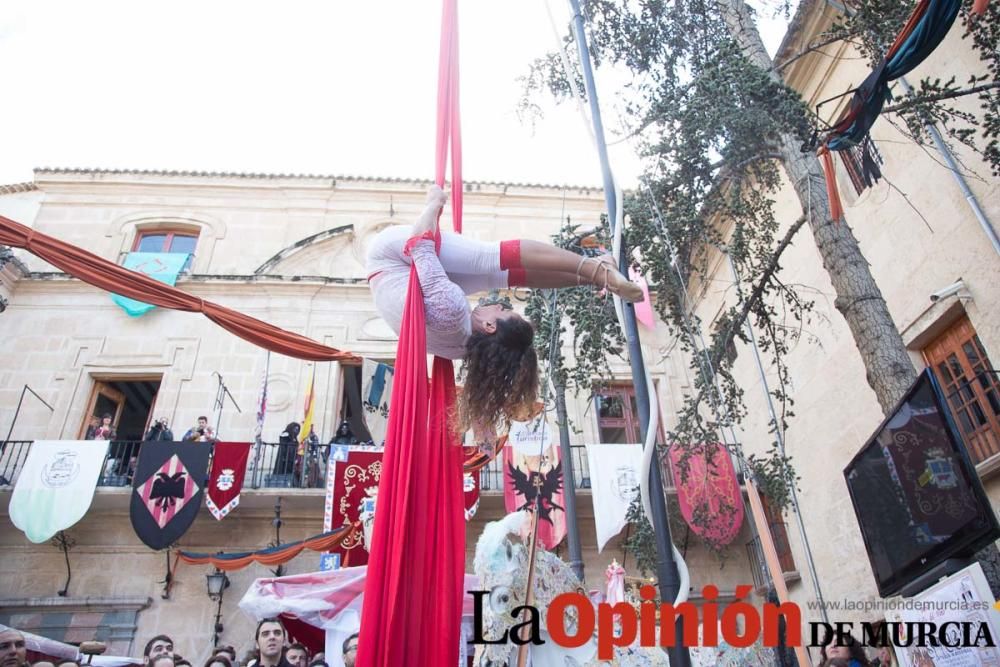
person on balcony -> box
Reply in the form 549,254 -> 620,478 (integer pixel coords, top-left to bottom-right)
90,414 -> 116,440
182,416 -> 216,442
144,417 -> 175,442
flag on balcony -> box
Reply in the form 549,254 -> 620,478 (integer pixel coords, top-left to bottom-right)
206,441 -> 252,520
111,252 -> 190,317
298,365 -> 316,456
667,442 -> 744,548
586,443 -> 644,552
130,441 -> 212,550
253,351 -> 270,446
361,359 -> 394,447
503,417 -> 566,550
9,440 -> 109,543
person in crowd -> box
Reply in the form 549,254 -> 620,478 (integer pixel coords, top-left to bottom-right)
149,657 -> 174,667
55,661 -> 79,667
32,662 -> 54,667
145,417 -> 175,442
202,655 -> 231,667
305,661 -> 326,667
299,426 -> 323,488
330,421 -> 354,445
821,660 -> 852,667
872,646 -> 895,666
211,647 -> 236,665
142,635 -> 174,666
306,654 -> 323,666
254,618 -> 291,667
0,629 -> 25,667
183,416 -> 216,442
273,423 -> 300,477
172,657 -> 190,667
340,634 -> 358,667
84,415 -> 101,440
239,648 -> 257,667
283,644 -> 307,667
821,636 -> 871,667
92,414 -> 116,440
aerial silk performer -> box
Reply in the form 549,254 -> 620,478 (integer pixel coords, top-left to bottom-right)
353,2 -> 644,664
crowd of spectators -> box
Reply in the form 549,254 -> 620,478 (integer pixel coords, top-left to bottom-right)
0,619 -> 360,667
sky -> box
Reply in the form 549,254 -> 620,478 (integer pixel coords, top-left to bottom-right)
0,1 -> 792,189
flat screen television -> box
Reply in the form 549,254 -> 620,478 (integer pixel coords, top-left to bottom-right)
844,368 -> 1000,597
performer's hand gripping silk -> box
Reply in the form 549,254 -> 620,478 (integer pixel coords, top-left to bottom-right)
366,186 -> 643,435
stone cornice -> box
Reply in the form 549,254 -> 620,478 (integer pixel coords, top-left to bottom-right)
30,167 -> 604,195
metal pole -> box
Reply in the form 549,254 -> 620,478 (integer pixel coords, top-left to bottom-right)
897,76 -> 1000,258
554,380 -> 585,582
3,384 -> 55,445
567,2 -> 690,664
725,252 -> 830,625
544,289 -> 586,583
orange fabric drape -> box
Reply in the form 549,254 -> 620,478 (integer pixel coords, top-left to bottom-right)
177,524 -> 357,571
817,147 -> 845,223
0,215 -> 358,362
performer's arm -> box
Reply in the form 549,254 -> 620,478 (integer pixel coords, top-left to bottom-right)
408,241 -> 469,336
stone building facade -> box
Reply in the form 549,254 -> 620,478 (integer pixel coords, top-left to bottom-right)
0,169 -> 752,662
676,0 -> 1000,645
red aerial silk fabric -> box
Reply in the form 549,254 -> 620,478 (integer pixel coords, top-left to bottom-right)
355,1 -> 466,665
0,215 -> 357,363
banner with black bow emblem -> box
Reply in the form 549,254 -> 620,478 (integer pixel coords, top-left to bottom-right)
130,441 -> 211,550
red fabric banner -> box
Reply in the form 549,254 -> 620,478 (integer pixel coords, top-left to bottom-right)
503,442 -> 567,550
206,441 -> 252,520
356,1 -> 465,664
327,451 -> 383,567
667,442 -> 745,547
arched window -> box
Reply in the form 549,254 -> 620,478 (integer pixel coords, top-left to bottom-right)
132,228 -> 199,271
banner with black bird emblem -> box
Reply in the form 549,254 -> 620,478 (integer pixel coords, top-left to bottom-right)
130,441 -> 212,550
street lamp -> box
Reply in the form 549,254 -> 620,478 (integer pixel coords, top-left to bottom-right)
206,569 -> 230,646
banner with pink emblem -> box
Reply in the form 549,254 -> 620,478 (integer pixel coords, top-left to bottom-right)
206,441 -> 252,520
130,441 -> 211,550
667,442 -> 744,547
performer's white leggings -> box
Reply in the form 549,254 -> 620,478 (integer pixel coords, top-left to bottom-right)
366,224 -> 519,293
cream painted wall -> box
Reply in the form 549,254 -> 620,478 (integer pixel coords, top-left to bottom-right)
676,0 -> 1000,642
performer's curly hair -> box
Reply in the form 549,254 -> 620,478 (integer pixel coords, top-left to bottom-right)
457,316 -> 538,432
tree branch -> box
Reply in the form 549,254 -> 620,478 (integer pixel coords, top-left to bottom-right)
884,81 -> 1000,114
775,32 -> 859,73
712,214 -> 809,370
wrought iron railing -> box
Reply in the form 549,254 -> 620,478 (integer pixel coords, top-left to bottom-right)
746,534 -> 773,593
0,440 -> 675,493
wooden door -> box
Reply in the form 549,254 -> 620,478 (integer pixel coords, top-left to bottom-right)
80,382 -> 125,438
924,316 -> 1000,463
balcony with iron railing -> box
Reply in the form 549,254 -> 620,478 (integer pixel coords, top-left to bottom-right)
0,440 -> 676,493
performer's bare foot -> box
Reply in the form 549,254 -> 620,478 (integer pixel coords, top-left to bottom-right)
578,256 -> 644,302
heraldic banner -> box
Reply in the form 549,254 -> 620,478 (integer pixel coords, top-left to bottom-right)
586,443 -> 644,552
361,359 -> 394,447
667,442 -> 744,547
323,448 -> 480,566
503,420 -> 567,550
206,441 -> 252,520
325,450 -> 383,566
130,441 -> 212,550
9,440 -> 109,543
